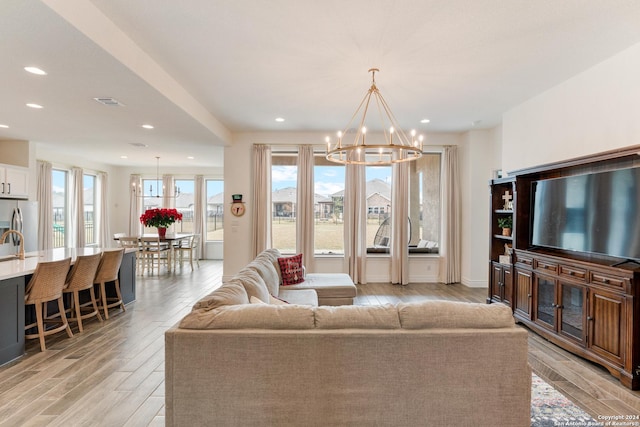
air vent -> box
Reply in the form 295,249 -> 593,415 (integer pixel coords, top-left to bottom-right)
129,142 -> 148,148
93,97 -> 125,106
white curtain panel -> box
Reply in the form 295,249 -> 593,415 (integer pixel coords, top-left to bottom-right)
194,174 -> 205,258
251,144 -> 272,257
296,145 -> 315,272
96,172 -> 112,247
441,146 -> 461,284
390,161 -> 409,285
162,175 -> 175,210
344,163 -> 367,284
36,160 -> 53,250
70,167 -> 85,248
129,174 -> 143,236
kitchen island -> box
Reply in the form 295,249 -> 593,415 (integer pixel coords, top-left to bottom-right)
0,247 -> 136,365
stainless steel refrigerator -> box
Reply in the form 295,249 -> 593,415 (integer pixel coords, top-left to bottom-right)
0,200 -> 38,257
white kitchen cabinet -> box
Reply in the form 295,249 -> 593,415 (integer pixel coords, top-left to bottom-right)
0,165 -> 28,199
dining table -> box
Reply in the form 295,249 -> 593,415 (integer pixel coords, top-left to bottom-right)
118,233 -> 195,273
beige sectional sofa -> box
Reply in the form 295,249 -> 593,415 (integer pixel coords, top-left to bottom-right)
165,265 -> 531,426
244,248 -> 357,306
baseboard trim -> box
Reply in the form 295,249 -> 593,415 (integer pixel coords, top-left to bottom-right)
461,277 -> 488,288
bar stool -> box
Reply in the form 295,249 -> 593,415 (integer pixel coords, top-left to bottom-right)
24,257 -> 73,351
95,249 -> 125,320
63,252 -> 102,332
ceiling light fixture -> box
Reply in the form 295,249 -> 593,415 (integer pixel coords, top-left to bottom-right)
26,103 -> 43,109
142,124 -> 154,129
420,119 -> 430,124
24,66 -> 47,75
275,117 -> 285,122
0,124 -> 8,129
325,68 -> 423,165
132,156 -> 180,200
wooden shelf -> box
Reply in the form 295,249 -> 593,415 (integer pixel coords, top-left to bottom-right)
494,234 -> 513,241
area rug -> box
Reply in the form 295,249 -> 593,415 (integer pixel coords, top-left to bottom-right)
531,373 -> 601,426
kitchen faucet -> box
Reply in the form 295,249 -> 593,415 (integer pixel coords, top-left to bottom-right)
1,230 -> 25,260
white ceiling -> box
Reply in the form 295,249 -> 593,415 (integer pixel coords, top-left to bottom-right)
1,0 -> 640,168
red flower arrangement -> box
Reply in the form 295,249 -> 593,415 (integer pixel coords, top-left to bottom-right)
140,208 -> 183,228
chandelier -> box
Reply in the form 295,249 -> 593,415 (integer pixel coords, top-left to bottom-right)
325,68 -> 424,165
132,156 -> 180,199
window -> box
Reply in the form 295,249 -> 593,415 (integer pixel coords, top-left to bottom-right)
366,166 -> 392,250
314,154 -> 345,254
272,153 -> 297,253
52,169 -> 67,248
174,179 -> 194,233
83,174 -> 96,245
206,180 -> 224,241
409,153 -> 441,254
364,154 -> 442,254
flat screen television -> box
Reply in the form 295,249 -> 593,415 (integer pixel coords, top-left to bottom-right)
531,167 -> 640,261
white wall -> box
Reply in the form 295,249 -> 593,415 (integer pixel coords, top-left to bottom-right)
503,41 -> 640,172
458,130 -> 499,288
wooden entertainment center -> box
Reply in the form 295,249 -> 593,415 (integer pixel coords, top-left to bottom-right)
488,146 -> 640,390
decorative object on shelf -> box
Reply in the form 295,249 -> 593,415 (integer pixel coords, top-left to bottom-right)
132,156 -> 181,199
139,208 -> 183,234
230,194 -> 246,217
502,190 -> 513,210
498,216 -> 512,236
325,68 -> 424,165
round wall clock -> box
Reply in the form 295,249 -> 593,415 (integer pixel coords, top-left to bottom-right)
231,202 -> 245,217
230,193 -> 245,217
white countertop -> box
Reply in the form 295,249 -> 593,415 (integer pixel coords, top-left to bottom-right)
0,247 -> 135,281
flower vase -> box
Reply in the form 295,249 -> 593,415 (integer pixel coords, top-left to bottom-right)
158,227 -> 167,238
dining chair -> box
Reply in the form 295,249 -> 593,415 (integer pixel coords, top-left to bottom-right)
118,236 -> 141,272
140,236 -> 171,275
24,257 -> 73,351
62,252 -> 103,332
94,249 -> 125,320
174,234 -> 200,271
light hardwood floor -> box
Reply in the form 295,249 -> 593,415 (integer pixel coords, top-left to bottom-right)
0,261 -> 638,425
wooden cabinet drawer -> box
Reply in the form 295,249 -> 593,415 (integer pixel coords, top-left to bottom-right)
535,260 -> 558,274
559,265 -> 587,282
515,253 -> 533,267
590,272 -> 628,289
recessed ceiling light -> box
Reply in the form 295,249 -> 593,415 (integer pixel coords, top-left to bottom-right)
275,117 -> 285,122
0,124 -> 8,129
26,103 -> 43,109
120,155 -> 128,159
142,124 -> 154,129
24,66 -> 47,75
187,156 -> 194,160
420,119 -> 430,124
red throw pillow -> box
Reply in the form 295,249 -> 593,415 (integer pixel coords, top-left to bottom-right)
277,254 -> 304,285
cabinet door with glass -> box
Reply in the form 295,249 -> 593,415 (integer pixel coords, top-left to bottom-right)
534,274 -> 556,331
513,267 -> 532,320
558,281 -> 587,345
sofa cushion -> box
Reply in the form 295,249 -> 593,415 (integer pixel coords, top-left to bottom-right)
282,273 -> 356,299
250,295 -> 289,305
398,300 -> 515,329
231,268 -> 271,303
247,258 -> 280,296
277,254 -> 305,285
191,282 -> 249,311
278,289 -> 318,306
314,304 -> 400,329
179,304 -> 316,329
